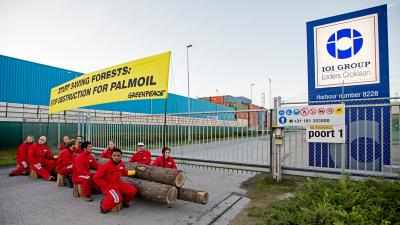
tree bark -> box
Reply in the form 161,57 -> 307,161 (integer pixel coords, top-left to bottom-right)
123,177 -> 177,206
178,188 -> 209,205
124,162 -> 186,188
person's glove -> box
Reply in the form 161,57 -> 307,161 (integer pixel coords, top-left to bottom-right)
34,163 -> 41,169
22,161 -> 28,168
66,164 -> 73,169
127,170 -> 136,176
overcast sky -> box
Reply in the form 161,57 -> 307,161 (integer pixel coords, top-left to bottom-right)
0,0 -> 399,107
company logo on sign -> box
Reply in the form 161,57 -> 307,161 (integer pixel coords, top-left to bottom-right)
312,14 -> 380,90
327,28 -> 363,59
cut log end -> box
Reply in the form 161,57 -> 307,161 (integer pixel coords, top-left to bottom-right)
178,188 -> 209,205
166,187 -> 178,206
198,192 -> 209,205
174,172 -> 186,188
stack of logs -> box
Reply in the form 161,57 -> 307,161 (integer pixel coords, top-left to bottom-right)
97,158 -> 209,206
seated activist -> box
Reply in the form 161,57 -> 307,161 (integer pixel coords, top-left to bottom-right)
28,136 -> 58,181
74,135 -> 84,156
72,141 -> 100,202
151,147 -> 177,169
101,140 -> 115,159
9,135 -> 35,176
58,136 -> 70,151
128,142 -> 151,165
94,148 -> 138,214
56,139 -> 78,188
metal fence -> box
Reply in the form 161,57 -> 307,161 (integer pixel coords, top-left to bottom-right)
1,99 -> 399,179
86,110 -> 272,172
278,98 -> 400,179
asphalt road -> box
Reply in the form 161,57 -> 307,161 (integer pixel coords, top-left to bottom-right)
0,165 -> 253,225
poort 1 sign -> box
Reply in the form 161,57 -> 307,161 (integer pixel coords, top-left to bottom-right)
306,125 -> 345,143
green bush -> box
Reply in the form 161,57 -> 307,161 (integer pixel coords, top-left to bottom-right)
255,177 -> 400,225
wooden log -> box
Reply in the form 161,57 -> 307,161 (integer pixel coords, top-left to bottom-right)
56,174 -> 65,187
124,162 -> 186,188
29,170 -> 37,180
178,188 -> 209,205
73,184 -> 83,198
123,177 -> 177,206
111,202 -> 122,212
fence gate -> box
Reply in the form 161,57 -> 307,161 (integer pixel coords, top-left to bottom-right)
86,109 -> 272,172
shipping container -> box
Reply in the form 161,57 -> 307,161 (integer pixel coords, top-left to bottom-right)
237,96 -> 251,104
223,95 -> 240,103
199,97 -> 211,102
210,96 -> 224,104
227,102 -> 247,110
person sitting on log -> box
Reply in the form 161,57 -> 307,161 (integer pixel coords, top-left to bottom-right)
9,135 -> 35,177
94,148 -> 138,214
101,140 -> 115,159
58,136 -> 70,151
152,147 -> 177,169
56,139 -> 78,188
128,142 -> 151,165
74,135 -> 84,156
72,141 -> 100,202
28,136 -> 58,181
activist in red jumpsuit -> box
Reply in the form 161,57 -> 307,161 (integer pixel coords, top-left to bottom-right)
152,147 -> 177,169
128,142 -> 151,165
28,136 -> 57,181
58,136 -> 70,151
9,135 -> 35,176
94,148 -> 138,213
100,140 -> 115,159
72,141 -> 99,202
74,135 -> 84,156
56,139 -> 78,188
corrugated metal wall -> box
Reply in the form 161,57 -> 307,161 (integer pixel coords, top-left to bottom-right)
0,55 -> 233,115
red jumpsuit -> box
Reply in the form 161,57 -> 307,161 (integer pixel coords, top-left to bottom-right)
72,152 -> 99,197
94,160 -> 137,212
58,143 -> 67,151
74,146 -> 83,157
56,148 -> 74,176
152,156 -> 177,169
9,142 -> 32,175
28,143 -> 56,180
100,147 -> 113,159
128,150 -> 151,165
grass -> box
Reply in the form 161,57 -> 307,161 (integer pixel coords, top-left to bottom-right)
243,176 -> 400,225
247,175 -> 301,199
0,148 -> 16,167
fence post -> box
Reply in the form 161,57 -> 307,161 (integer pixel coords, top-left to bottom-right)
271,97 -> 282,179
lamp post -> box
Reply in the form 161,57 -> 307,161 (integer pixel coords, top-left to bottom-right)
187,44 -> 192,142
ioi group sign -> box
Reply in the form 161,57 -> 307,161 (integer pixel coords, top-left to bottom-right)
307,5 -> 389,101
306,5 -> 390,172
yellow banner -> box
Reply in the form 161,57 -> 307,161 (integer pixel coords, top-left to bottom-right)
49,52 -> 170,114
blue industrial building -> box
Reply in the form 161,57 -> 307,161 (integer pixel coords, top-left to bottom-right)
0,55 -> 233,114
